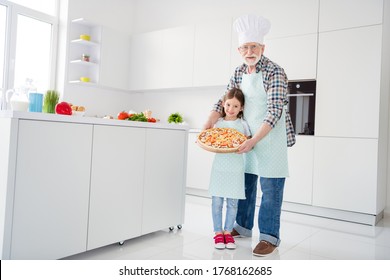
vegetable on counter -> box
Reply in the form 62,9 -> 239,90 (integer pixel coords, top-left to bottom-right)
128,112 -> 148,122
168,112 -> 183,124
117,111 -> 129,120
116,110 -> 158,123
43,90 -> 59,114
55,101 -> 72,115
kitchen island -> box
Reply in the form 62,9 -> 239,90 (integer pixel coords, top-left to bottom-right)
0,111 -> 189,259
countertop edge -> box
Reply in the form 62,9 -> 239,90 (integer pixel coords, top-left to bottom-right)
0,111 -> 190,131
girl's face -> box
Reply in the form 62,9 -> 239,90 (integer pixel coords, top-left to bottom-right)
223,97 -> 243,120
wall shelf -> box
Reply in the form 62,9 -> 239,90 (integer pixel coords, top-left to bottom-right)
68,18 -> 101,84
70,60 -> 98,66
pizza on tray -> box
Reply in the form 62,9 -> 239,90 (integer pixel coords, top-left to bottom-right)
197,127 -> 247,153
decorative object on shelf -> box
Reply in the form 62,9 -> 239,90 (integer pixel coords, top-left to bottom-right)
82,54 -> 90,62
80,77 -> 90,82
43,90 -> 59,114
79,34 -> 91,41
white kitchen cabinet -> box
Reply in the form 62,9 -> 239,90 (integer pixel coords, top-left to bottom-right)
252,0 -> 319,39
128,30 -> 164,90
186,132 -> 214,192
284,136 -> 314,205
319,0 -> 383,32
87,125 -> 146,250
129,25 -> 194,90
315,25 -> 382,138
10,120 -> 93,259
312,137 -> 379,214
265,34 -> 317,80
161,25 -> 195,89
142,129 -> 187,234
99,27 -> 130,90
68,18 -> 101,84
230,29 -> 243,71
0,112 -> 189,259
193,19 -> 232,87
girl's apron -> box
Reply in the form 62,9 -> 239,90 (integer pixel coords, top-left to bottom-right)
208,119 -> 246,199
241,72 -> 289,178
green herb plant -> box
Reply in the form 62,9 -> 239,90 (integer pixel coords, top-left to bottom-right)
43,90 -> 59,113
168,112 -> 183,124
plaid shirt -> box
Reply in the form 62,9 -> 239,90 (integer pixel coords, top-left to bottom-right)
213,55 -> 288,128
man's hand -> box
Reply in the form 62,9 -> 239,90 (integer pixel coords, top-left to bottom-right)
203,111 -> 221,130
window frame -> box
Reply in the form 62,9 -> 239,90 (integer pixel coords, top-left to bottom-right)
0,0 -> 58,92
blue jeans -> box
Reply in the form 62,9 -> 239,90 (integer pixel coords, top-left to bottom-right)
212,196 -> 238,233
234,174 -> 285,246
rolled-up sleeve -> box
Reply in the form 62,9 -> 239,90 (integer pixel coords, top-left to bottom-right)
263,68 -> 288,128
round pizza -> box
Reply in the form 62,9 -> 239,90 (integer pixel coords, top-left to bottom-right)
197,127 -> 247,153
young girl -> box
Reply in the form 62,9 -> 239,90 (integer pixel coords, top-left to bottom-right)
208,88 -> 250,249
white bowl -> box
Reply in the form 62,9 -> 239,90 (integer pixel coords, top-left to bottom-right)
72,111 -> 85,117
11,100 -> 29,111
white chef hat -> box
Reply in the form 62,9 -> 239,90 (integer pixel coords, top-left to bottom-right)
233,14 -> 271,46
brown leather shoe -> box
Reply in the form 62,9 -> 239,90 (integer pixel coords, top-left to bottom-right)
252,240 -> 277,257
231,228 -> 242,238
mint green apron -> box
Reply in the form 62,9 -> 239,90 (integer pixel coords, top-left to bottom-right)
241,72 -> 289,178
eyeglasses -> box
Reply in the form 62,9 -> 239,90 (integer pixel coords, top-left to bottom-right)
238,44 -> 262,52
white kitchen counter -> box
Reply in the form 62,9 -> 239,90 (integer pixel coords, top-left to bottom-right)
0,110 -> 190,131
0,111 -> 188,259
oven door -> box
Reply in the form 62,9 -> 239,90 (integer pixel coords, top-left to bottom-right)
287,80 -> 316,135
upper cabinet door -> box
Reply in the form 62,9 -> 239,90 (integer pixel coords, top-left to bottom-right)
193,19 -> 232,87
319,0 -> 383,32
315,25 -> 382,138
99,27 -> 130,90
129,25 -> 194,90
161,25 -> 195,89
129,30 -> 164,90
265,34 -> 317,80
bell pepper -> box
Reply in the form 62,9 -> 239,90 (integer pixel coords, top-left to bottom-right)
117,111 -> 129,120
55,102 -> 72,115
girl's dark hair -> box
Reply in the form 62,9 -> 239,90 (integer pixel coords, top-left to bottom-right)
221,87 -> 245,118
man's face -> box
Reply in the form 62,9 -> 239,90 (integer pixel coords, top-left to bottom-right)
238,43 -> 264,66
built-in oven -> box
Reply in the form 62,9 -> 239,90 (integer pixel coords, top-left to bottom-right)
287,80 -> 316,135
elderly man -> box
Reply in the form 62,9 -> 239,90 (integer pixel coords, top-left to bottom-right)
204,14 -> 294,257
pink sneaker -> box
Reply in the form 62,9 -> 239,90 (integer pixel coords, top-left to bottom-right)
214,234 -> 225,249
224,234 -> 237,249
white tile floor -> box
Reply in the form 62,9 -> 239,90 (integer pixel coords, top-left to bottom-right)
64,195 -> 390,260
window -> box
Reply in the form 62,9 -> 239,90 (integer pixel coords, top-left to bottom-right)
14,15 -> 53,92
0,0 -> 58,94
0,4 -> 6,92
8,0 -> 57,16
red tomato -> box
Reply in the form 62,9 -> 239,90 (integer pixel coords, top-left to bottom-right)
147,118 -> 157,123
117,111 -> 129,120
